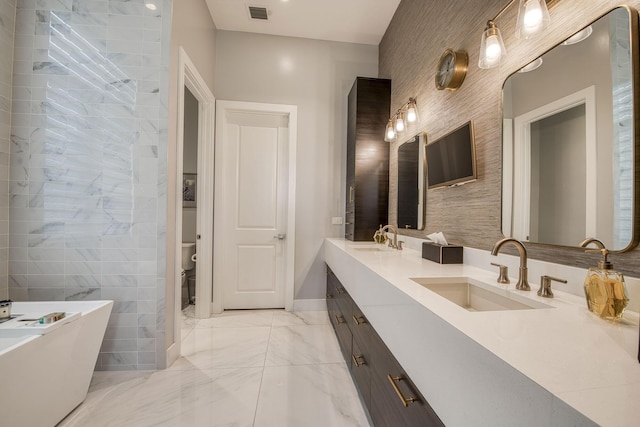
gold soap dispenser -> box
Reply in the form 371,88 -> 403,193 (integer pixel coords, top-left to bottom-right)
580,238 -> 629,321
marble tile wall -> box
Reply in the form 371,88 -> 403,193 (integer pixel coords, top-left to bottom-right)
8,0 -> 171,370
0,0 -> 16,301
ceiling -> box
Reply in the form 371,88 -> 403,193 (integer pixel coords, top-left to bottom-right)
204,0 -> 402,45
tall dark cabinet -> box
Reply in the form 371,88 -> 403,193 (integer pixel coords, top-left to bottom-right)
345,77 -> 391,241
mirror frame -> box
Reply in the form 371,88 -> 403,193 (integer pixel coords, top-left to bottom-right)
500,5 -> 640,253
397,132 -> 427,231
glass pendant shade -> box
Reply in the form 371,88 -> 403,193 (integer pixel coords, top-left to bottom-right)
395,111 -> 405,133
406,99 -> 419,123
384,119 -> 396,142
515,0 -> 550,39
478,21 -> 506,69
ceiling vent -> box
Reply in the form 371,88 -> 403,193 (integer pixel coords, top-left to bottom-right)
248,6 -> 269,20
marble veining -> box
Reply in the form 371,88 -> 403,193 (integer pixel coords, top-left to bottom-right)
8,0 -> 172,369
59,309 -> 370,427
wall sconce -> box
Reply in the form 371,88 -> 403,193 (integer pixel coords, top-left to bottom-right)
478,0 -> 558,69
384,98 -> 419,142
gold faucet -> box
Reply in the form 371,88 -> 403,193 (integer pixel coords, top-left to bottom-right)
579,237 -> 606,250
491,238 -> 530,291
380,224 -> 399,249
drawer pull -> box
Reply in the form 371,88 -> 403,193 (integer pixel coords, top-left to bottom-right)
352,354 -> 366,367
336,287 -> 346,294
387,374 -> 417,407
352,314 -> 366,325
334,314 -> 345,324
326,293 -> 333,299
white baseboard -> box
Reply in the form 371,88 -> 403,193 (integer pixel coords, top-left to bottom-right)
293,298 -> 327,312
166,342 -> 179,368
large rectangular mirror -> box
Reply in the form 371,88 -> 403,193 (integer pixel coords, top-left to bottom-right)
397,132 -> 426,230
502,6 -> 639,251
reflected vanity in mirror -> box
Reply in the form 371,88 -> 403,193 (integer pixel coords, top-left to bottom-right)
397,132 -> 426,230
502,6 -> 639,252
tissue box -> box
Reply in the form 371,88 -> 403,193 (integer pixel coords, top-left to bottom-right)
422,242 -> 463,264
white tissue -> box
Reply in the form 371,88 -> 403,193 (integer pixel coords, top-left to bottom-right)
426,232 -> 449,245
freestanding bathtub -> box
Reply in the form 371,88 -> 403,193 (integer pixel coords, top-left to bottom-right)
0,300 -> 113,427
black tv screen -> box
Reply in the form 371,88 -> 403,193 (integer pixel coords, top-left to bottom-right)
426,121 -> 477,189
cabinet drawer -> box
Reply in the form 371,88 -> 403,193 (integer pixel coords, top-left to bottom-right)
370,337 -> 443,427
349,304 -> 372,347
350,335 -> 371,408
327,267 -> 353,362
334,316 -> 352,362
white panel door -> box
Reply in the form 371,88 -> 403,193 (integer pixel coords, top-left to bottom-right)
217,109 -> 289,309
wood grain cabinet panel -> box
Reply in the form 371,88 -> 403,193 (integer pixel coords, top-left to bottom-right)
345,77 -> 391,241
326,265 -> 443,426
326,268 -> 352,362
368,328 -> 444,427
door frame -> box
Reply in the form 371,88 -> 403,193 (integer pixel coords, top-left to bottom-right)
510,85 -> 597,241
213,100 -> 297,314
174,47 -> 215,336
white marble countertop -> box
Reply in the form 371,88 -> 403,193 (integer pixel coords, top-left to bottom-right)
325,237 -> 640,426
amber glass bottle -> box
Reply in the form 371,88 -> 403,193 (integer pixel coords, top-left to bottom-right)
583,249 -> 629,321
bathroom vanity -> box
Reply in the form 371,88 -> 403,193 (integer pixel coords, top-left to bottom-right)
325,238 -> 640,426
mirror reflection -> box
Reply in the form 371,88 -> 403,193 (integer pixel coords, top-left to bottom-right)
397,132 -> 426,230
502,7 -> 637,251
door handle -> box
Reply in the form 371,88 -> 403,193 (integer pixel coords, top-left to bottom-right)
273,234 -> 286,240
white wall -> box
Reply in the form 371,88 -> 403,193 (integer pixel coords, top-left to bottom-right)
167,0 -> 217,350
215,31 -> 378,299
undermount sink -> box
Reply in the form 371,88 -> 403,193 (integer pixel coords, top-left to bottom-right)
353,246 -> 387,252
347,243 -> 389,252
410,277 -> 552,312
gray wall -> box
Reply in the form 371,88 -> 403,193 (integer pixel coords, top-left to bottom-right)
214,31 -> 378,300
8,0 -> 172,370
381,0 -> 640,277
182,87 -> 198,244
0,0 -> 16,301
533,107 -> 587,244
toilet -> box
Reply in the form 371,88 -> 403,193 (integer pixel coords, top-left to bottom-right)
181,242 -> 196,271
181,242 -> 197,307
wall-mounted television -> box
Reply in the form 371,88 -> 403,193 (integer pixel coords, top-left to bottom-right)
426,121 -> 477,189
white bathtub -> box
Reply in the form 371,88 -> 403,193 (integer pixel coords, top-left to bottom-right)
0,300 -> 113,427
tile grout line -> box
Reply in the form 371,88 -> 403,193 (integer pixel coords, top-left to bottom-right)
251,310 -> 275,426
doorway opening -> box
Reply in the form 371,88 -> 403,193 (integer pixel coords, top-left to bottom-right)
172,48 -> 215,365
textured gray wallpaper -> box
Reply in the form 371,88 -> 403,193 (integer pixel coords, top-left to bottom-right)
381,0 -> 640,277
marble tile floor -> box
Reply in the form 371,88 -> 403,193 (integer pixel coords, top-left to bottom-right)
58,309 -> 371,427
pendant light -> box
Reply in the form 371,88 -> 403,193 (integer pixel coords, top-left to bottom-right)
395,111 -> 406,133
479,20 -> 507,69
383,98 -> 419,142
406,98 -> 419,123
384,119 -> 396,142
515,0 -> 551,39
478,0 -> 559,70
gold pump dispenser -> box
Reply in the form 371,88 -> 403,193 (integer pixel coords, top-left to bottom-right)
580,238 -> 629,320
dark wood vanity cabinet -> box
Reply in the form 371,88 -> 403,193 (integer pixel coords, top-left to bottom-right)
345,77 -> 391,241
326,266 -> 443,426
326,267 -> 352,362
